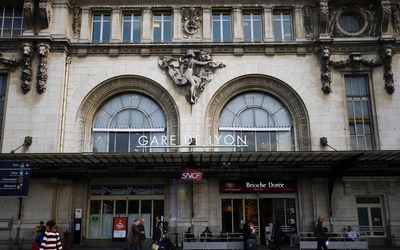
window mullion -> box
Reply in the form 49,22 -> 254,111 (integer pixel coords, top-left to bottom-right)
250,14 -> 254,41
220,14 -> 223,42
131,15 -> 134,42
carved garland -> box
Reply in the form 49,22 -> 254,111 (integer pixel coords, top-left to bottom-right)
77,77 -> 180,152
304,7 -> 313,38
73,8 -> 81,38
320,46 -> 395,94
392,4 -> 400,36
21,43 -> 34,94
206,76 -> 311,151
37,43 -> 50,94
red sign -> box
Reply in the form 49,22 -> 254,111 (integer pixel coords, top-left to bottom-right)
113,217 -> 127,238
180,168 -> 203,181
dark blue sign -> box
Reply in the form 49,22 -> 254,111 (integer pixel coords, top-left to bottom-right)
0,161 -> 31,197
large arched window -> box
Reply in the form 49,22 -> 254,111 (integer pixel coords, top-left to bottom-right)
93,93 -> 166,152
219,92 -> 294,151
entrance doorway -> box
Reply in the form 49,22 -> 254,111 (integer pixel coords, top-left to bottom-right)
221,198 -> 296,245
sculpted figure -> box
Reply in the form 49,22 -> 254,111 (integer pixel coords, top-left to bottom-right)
159,50 -> 225,104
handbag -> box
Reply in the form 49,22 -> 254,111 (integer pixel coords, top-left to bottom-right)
151,243 -> 159,250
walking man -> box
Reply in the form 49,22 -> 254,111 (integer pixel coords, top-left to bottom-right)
139,218 -> 147,250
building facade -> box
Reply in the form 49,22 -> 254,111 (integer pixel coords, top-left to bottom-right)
0,0 -> 399,248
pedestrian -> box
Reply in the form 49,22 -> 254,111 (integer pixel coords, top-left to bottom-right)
154,221 -> 164,247
39,220 -> 62,250
273,222 -> 282,250
138,218 -> 147,250
129,219 -> 144,250
315,215 -> 328,250
242,220 -> 251,250
36,221 -> 46,247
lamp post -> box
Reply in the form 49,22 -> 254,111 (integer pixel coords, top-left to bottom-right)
10,136 -> 33,153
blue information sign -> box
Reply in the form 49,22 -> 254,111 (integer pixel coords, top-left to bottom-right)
0,161 -> 31,197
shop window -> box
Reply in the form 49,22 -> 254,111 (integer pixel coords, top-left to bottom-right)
345,75 -> 374,150
0,6 -> 24,37
243,12 -> 262,42
92,93 -> 167,152
356,196 -> 385,236
123,13 -> 141,42
92,14 -> 110,42
273,12 -> 292,41
213,12 -> 232,42
153,13 -> 172,42
218,93 -> 294,151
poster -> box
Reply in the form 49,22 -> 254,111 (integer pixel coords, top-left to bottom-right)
113,217 -> 128,238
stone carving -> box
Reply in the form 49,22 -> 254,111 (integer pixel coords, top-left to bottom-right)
73,8 -> 81,38
380,2 -> 391,35
37,43 -> 50,94
23,0 -> 51,34
0,52 -> 21,69
319,46 -> 394,94
21,43 -> 34,94
319,1 -> 330,36
158,50 -> 225,104
329,5 -> 375,37
181,7 -> 202,36
304,7 -> 313,38
392,5 -> 400,36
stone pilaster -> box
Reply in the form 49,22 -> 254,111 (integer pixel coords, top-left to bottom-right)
263,5 -> 274,42
142,7 -> 152,42
173,6 -> 182,42
294,5 -> 306,41
79,7 -> 90,42
110,7 -> 122,43
202,6 -> 212,42
233,7 -> 243,42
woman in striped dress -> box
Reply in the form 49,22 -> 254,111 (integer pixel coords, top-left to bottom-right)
40,220 -> 63,250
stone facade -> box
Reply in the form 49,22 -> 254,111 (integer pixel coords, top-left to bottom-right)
0,0 -> 399,249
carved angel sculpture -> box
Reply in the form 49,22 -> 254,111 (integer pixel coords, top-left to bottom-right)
158,50 -> 225,104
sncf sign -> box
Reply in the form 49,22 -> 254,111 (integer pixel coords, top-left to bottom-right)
180,168 -> 203,181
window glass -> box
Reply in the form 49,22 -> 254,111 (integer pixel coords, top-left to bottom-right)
213,13 -> 231,42
339,14 -> 363,32
0,7 -> 24,37
89,200 -> 101,238
102,200 -> 114,237
274,13 -> 292,42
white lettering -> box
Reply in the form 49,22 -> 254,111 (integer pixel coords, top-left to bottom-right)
237,135 -> 247,145
138,136 -> 148,146
224,135 -> 235,145
214,135 -> 222,144
181,173 -> 202,179
161,135 -> 167,146
170,135 -> 176,145
184,135 -> 192,145
268,182 -> 285,188
150,136 -> 159,146
195,135 -> 201,145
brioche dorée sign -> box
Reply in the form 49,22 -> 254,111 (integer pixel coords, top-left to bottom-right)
219,180 -> 298,192
180,168 -> 203,181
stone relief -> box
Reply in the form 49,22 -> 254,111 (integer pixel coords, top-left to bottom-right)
158,50 -> 225,104
319,1 -> 330,36
73,8 -> 81,38
392,5 -> 400,36
319,45 -> 395,94
304,7 -> 313,38
181,7 -> 202,36
380,2 -> 391,35
23,0 -> 51,34
21,43 -> 34,94
37,43 -> 50,94
0,52 -> 21,69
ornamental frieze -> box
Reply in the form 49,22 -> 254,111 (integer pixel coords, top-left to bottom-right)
158,50 -> 225,104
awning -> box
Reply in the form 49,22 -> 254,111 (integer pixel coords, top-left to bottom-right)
0,150 -> 399,178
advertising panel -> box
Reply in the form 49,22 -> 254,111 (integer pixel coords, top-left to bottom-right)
219,179 -> 298,192
113,217 -> 128,238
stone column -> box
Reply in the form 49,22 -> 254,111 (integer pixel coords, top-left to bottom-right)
142,7 -> 152,42
49,1 -> 69,39
202,6 -> 212,42
172,6 -> 182,42
233,7 -> 243,42
294,5 -> 305,41
79,7 -> 90,42
263,5 -> 274,42
110,7 -> 122,43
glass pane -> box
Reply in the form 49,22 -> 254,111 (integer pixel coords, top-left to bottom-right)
350,136 -> 357,150
115,132 -> 129,152
222,199 -> 233,233
233,199 -> 243,233
245,199 -> 258,226
153,21 -> 161,41
274,108 -> 291,127
109,132 -> 115,152
151,132 -> 167,152
14,8 -> 22,16
149,109 -> 166,127
356,123 -> 364,135
242,132 -> 255,151
219,131 -> 234,152
254,109 -> 270,127
362,101 -> 370,118
359,77 -> 367,95
13,19 -> 21,29
243,20 -> 252,41
123,22 -> 131,42
92,22 -> 101,41
222,20 -> 231,42
102,22 -> 110,42
130,132 -> 144,152
237,109 -> 254,126
133,21 -> 141,42
356,197 -> 380,204
94,132 -> 107,152
89,200 -> 101,238
270,132 -> 277,151
253,20 -> 262,42
163,21 -> 172,42
102,200 -> 114,237
345,77 -> 352,95
347,101 -> 354,117
277,131 -> 293,151
128,200 -> 139,231
141,200 -> 152,236
91,185 -> 102,195
365,135 -> 373,150
223,14 -> 230,21
4,7 -> 13,17
115,109 -> 130,127
116,200 -> 127,216
283,20 -> 292,41
213,20 -> 221,42
256,132 -> 270,151
131,110 -> 149,127
93,15 -> 102,21
357,136 -> 366,150
354,101 -> 362,117
352,78 -> 360,95
103,15 -> 110,21
124,15 -> 132,21
274,21 -> 282,41
349,123 -> 355,135
4,18 -> 12,28
370,208 -> 384,235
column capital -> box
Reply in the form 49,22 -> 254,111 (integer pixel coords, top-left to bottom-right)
172,6 -> 182,11
294,5 -> 304,9
111,7 -> 121,12
81,6 -> 90,12
142,7 -> 151,11
233,6 -> 242,11
202,6 -> 212,11
262,5 -> 274,11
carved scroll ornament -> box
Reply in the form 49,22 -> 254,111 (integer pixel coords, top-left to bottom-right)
21,43 -> 34,94
37,43 -> 50,94
158,50 -> 225,104
181,7 -> 202,36
319,46 -> 395,94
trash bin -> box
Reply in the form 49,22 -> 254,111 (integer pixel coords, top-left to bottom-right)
63,230 -> 71,250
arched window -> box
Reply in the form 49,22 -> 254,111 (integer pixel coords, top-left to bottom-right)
219,92 -> 294,151
93,93 -> 166,152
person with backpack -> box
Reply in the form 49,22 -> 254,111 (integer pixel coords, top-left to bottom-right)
315,216 -> 328,250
